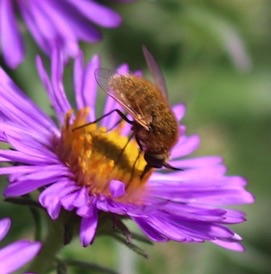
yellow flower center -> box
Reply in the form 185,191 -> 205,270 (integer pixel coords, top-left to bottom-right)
55,108 -> 153,203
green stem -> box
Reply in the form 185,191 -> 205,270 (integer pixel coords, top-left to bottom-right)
27,217 -> 65,273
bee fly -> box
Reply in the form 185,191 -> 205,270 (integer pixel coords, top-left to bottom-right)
76,46 -> 182,179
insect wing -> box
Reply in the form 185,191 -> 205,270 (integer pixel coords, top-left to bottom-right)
94,68 -> 151,130
142,45 -> 168,100
94,68 -> 117,96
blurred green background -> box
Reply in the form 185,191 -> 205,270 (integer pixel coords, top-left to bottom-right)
0,0 -> 270,273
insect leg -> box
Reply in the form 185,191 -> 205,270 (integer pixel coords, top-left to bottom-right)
115,131 -> 135,165
134,133 -> 151,180
135,134 -> 144,151
72,109 -> 133,131
103,131 -> 135,187
163,162 -> 184,171
140,164 -> 151,180
141,162 -> 183,180
128,149 -> 142,184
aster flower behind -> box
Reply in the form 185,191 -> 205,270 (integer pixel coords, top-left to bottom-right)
0,0 -> 132,68
0,218 -> 41,273
0,47 -> 254,261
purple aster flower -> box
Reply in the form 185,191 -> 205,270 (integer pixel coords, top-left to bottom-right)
0,218 -> 41,273
0,47 -> 254,253
0,0 -> 131,68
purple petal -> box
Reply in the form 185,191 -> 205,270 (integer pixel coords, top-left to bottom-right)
33,1 -> 79,56
73,52 -> 84,109
212,239 -> 245,252
60,191 -> 80,211
36,55 -> 65,123
39,181 -> 78,207
74,53 -> 100,121
20,0 -> 78,58
0,165 -> 53,175
0,0 -> 25,68
3,165 -> 70,196
81,54 -> 100,122
0,127 -> 56,158
45,0 -> 101,43
109,180 -> 125,198
0,218 -> 10,241
73,187 -> 89,207
77,205 -> 95,218
80,209 -> 98,246
44,181 -> 79,197
61,184 -> 86,211
0,149 -> 59,165
146,217 -> 187,242
219,209 -> 247,224
160,204 -> 227,222
4,180 -> 50,197
0,164 -> 68,176
39,181 -> 76,219
171,135 -> 200,159
0,241 -> 41,272
0,69 -> 57,134
170,156 -> 223,168
150,165 -> 226,182
66,0 -> 122,28
133,217 -> 168,241
0,156 -> 8,162
19,1 -> 51,55
172,104 -> 186,121
50,47 -> 73,121
47,198 -> 61,220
